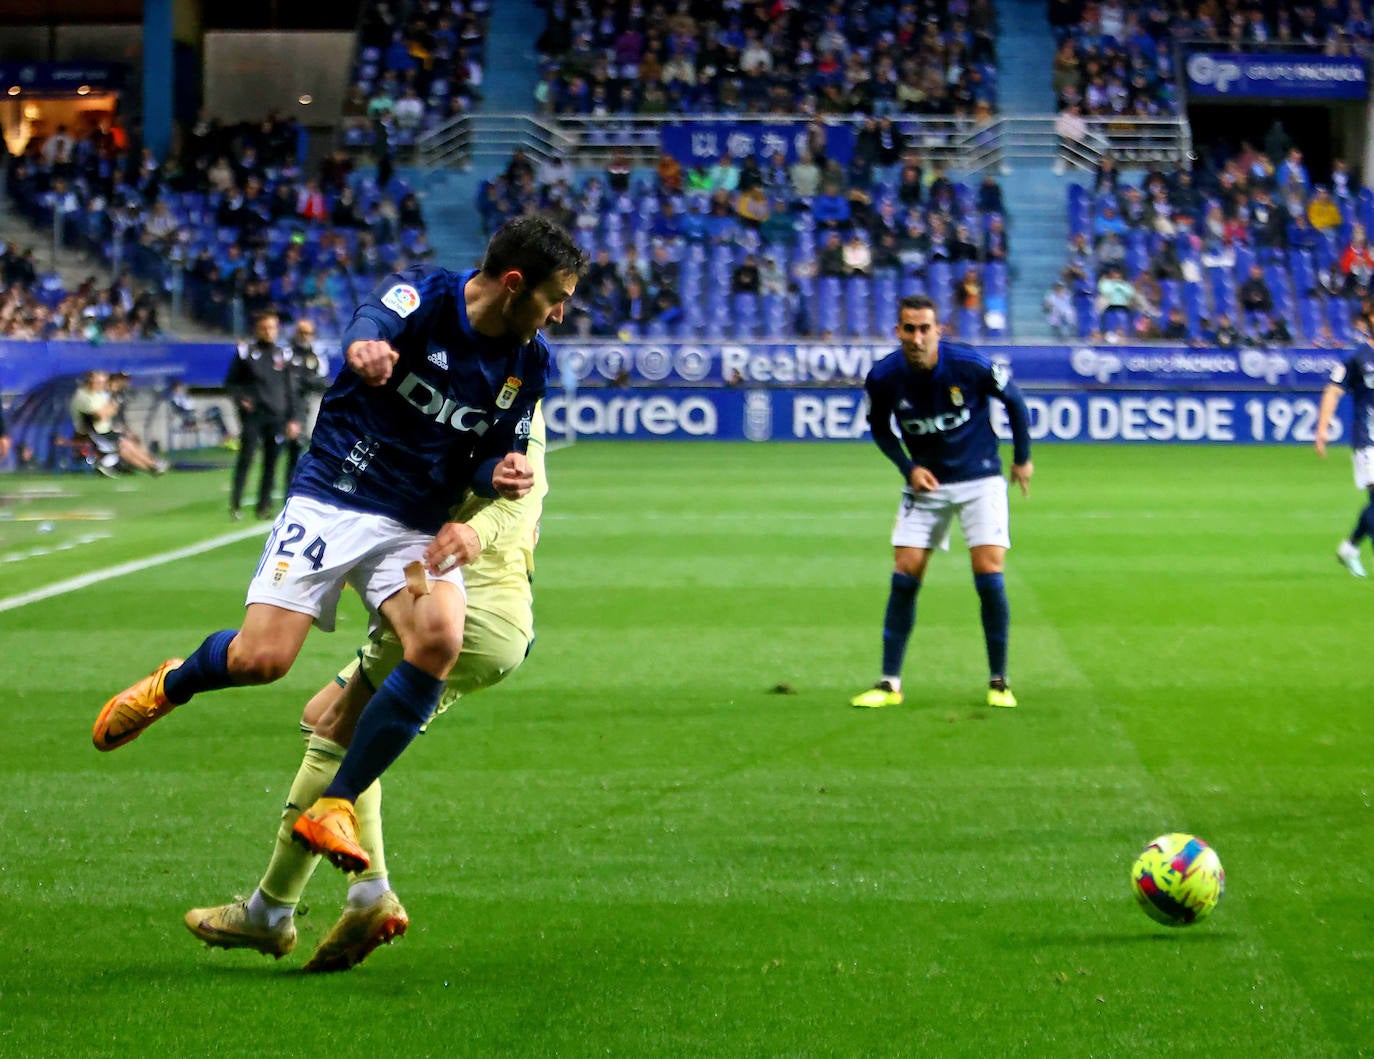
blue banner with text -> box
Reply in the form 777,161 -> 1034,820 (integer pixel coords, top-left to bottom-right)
554,341 -> 1343,391
1184,52 -> 1368,100
660,121 -> 856,167
545,387 -> 1349,445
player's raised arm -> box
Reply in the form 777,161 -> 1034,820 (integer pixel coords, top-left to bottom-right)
341,266 -> 440,386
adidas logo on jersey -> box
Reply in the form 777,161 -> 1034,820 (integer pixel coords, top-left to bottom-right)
428,349 -> 449,370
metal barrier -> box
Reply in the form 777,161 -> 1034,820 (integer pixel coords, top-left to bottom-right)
414,113 -> 1191,174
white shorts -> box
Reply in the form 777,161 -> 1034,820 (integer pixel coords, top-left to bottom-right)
891,474 -> 1011,552
245,495 -> 465,632
1354,447 -> 1374,490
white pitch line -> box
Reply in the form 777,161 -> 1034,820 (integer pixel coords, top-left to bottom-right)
0,532 -> 112,565
0,524 -> 269,614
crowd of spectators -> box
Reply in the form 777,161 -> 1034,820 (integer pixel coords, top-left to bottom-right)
1048,0 -> 1374,123
534,0 -> 997,119
1051,139 -> 1374,345
0,232 -> 163,343
478,135 -> 1009,339
5,112 -> 430,341
343,0 -> 492,149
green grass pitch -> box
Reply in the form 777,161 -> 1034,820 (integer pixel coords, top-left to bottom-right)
0,442 -> 1370,1057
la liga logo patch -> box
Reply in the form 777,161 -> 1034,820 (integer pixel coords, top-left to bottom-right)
382,283 -> 421,318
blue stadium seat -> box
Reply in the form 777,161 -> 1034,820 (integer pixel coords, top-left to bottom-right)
1327,297 -> 1353,341
1159,279 -> 1181,318
1182,282 -> 1204,335
844,276 -> 872,336
873,274 -> 899,327
817,276 -> 842,335
984,261 -> 1007,299
1264,266 -> 1291,314
762,293 -> 790,337
983,294 -> 1008,338
1298,298 -> 1320,342
732,292 -> 760,339
927,261 -> 952,314
1208,267 -> 1236,317
1073,289 -> 1095,337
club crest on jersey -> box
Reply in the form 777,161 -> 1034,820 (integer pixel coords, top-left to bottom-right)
496,376 -> 522,409
382,283 -> 421,318
949,386 -> 964,407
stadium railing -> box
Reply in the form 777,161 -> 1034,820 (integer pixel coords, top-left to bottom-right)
415,114 -> 1191,174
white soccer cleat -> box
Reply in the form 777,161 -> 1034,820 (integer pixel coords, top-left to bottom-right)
1336,540 -> 1367,579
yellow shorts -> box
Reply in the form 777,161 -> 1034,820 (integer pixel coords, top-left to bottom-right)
335,604 -> 532,723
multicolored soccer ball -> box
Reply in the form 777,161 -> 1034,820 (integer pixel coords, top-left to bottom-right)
1130,832 -> 1225,926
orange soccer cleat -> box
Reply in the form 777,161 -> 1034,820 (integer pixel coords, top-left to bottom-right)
92,658 -> 184,751
291,796 -> 370,874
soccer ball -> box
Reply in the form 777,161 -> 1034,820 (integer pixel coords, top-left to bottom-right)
1130,832 -> 1225,926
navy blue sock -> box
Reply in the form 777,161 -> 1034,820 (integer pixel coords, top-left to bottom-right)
162,630 -> 236,705
324,661 -> 442,802
974,572 -> 1010,682
1353,493 -> 1374,544
881,572 -> 921,678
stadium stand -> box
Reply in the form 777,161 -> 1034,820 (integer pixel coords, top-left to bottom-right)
343,0 -> 492,148
5,114 -> 430,341
534,0 -> 998,118
1057,152 -> 1374,345
482,141 -> 1008,340
1049,0 -> 1374,121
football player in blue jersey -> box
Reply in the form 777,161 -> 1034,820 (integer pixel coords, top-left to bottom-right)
1315,334 -> 1374,578
93,216 -> 585,874
851,294 -> 1033,710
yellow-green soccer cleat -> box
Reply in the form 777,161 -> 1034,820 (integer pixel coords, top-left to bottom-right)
303,891 -> 410,974
850,680 -> 903,709
184,900 -> 297,959
92,658 -> 185,751
291,796 -> 370,874
986,683 -> 1018,708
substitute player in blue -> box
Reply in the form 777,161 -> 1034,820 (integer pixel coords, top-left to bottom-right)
851,294 -> 1033,710
93,216 -> 585,873
1315,335 -> 1374,578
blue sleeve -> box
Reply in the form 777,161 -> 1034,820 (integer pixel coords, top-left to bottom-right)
998,377 -> 1032,465
341,266 -> 442,351
865,374 -> 914,481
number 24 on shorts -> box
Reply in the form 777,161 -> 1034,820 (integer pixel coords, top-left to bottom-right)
255,521 -> 327,578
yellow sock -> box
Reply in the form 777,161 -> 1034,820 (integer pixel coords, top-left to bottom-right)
259,733 -> 387,905
258,734 -> 344,905
348,775 -> 389,888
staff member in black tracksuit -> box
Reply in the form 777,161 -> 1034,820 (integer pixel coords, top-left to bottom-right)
283,318 -> 330,488
225,311 -> 299,520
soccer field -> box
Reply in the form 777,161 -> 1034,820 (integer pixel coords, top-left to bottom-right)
0,442 -> 1370,1058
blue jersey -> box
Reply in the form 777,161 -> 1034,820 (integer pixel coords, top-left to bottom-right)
1330,347 -> 1374,449
291,266 -> 548,534
865,341 -> 1030,485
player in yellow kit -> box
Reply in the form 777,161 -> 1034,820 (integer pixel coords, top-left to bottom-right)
184,407 -> 548,972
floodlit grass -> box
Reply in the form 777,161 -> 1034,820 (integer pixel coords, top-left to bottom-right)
1,443 -> 1370,1057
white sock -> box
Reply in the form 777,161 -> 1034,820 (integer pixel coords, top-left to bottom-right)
882,676 -> 901,691
246,888 -> 295,928
347,877 -> 392,908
